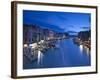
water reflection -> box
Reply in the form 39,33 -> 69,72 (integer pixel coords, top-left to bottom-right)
23,38 -> 91,69
37,51 -> 43,66
79,44 -> 90,55
84,46 -> 90,55
79,45 -> 83,52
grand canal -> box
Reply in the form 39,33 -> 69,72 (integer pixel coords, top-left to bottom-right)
23,38 -> 91,69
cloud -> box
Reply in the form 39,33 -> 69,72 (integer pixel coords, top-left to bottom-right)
67,31 -> 77,33
82,27 -> 90,29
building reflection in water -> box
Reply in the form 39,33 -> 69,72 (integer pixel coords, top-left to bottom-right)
79,45 -> 90,55
84,46 -> 90,55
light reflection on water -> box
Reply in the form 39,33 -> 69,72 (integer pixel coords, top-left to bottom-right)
79,44 -> 90,55
86,48 -> 89,55
37,51 -> 43,66
84,46 -> 90,55
79,45 -> 83,52
23,38 -> 91,69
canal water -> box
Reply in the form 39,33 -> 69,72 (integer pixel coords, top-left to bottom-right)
23,38 -> 91,69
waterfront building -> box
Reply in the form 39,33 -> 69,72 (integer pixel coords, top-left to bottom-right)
23,24 -> 42,44
23,24 -> 69,45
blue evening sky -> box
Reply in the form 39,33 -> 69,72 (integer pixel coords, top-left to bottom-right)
23,10 -> 91,34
